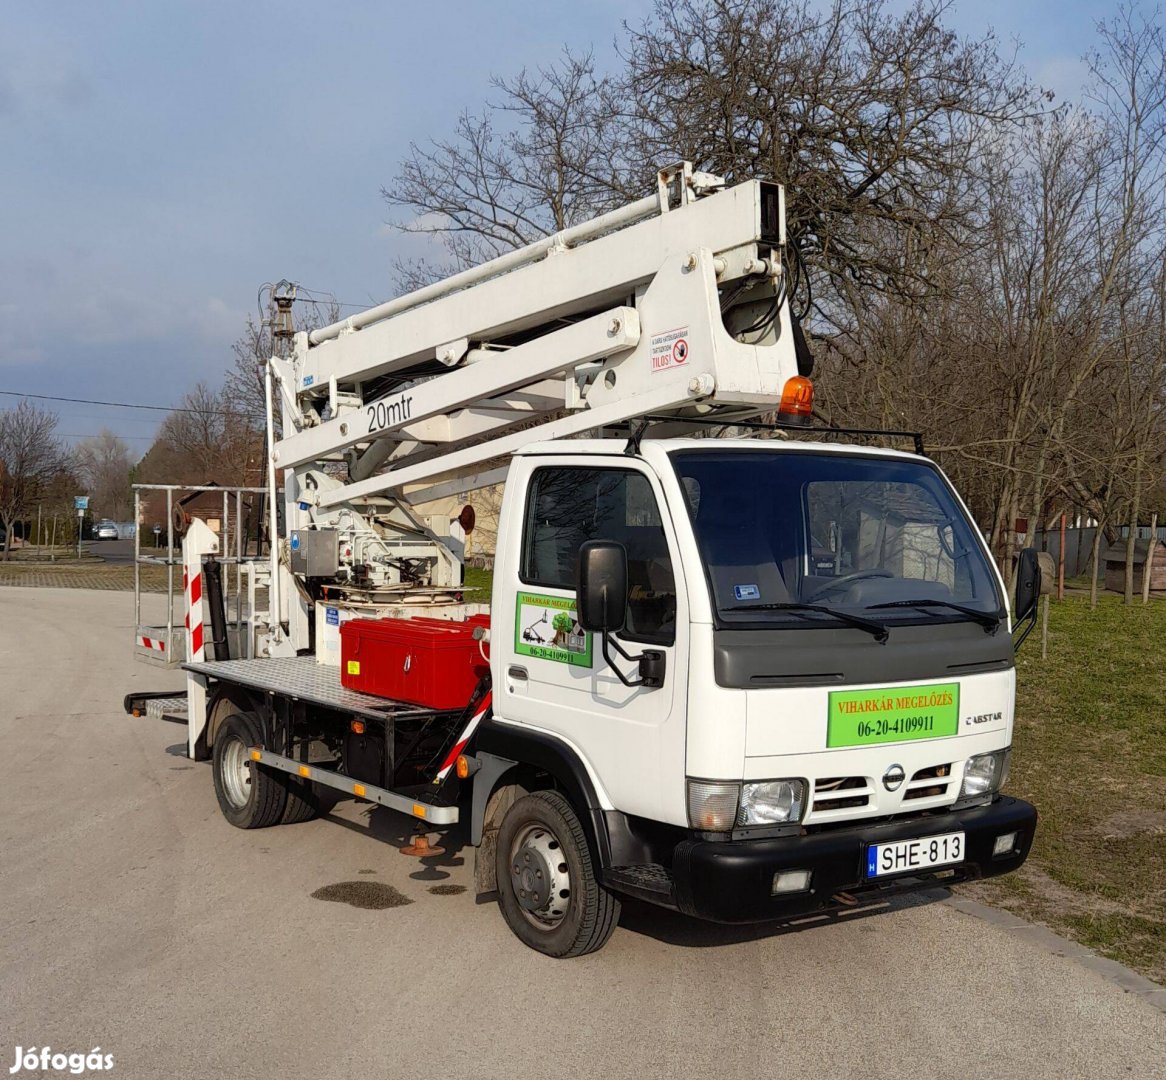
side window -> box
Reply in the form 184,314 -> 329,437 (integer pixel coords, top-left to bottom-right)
521,466 -> 677,645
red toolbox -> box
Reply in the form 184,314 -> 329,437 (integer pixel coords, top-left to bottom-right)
339,615 -> 489,709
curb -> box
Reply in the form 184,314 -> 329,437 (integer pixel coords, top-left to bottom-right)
942,894 -> 1166,1013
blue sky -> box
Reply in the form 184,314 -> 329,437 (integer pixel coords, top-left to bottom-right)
0,0 -> 1108,450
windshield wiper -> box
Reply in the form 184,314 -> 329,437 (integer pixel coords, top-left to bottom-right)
725,602 -> 889,643
866,598 -> 1001,633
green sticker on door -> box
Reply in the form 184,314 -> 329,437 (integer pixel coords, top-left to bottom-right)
826,683 -> 959,747
514,592 -> 593,668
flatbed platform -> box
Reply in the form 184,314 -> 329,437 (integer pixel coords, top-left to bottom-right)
182,655 -> 450,721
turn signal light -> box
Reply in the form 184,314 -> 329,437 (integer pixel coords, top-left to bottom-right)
350,720 -> 365,735
456,755 -> 471,779
778,375 -> 814,423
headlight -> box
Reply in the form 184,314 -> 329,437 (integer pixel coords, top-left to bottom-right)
738,779 -> 806,826
960,749 -> 1011,800
686,779 -> 739,832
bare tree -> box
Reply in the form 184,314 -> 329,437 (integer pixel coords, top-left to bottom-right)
385,2 -> 1038,308
620,0 -> 1039,325
136,383 -> 260,488
0,401 -> 65,558
384,49 -> 636,289
74,430 -> 133,522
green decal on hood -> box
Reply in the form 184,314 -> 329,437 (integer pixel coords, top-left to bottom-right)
827,683 -> 959,747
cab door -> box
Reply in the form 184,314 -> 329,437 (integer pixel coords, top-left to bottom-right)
493,455 -> 689,826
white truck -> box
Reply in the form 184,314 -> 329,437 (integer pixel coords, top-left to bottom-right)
127,163 -> 1040,957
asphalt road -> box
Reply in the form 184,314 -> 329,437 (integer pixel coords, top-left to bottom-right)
1,587 -> 1163,1080
83,537 -> 137,564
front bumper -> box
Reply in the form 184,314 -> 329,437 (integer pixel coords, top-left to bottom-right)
659,796 -> 1036,923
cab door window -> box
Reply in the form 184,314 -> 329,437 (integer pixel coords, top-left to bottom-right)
521,466 -> 676,645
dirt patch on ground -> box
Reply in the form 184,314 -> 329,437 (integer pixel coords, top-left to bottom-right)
1095,810 -> 1166,840
966,863 -> 1131,920
311,881 -> 413,909
427,884 -> 466,896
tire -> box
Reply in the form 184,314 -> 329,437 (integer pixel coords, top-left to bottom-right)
279,775 -> 320,824
212,713 -> 287,828
495,790 -> 620,958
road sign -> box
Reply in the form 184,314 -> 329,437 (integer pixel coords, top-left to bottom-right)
74,496 -> 89,511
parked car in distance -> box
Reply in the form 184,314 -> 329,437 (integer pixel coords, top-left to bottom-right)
95,521 -> 119,540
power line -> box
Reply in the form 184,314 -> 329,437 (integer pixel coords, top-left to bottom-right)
59,433 -> 158,441
0,390 -> 256,418
295,283 -> 381,310
294,295 -> 371,312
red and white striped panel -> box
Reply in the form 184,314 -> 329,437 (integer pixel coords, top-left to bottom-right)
187,568 -> 204,658
183,564 -> 205,662
435,691 -> 493,781
138,636 -> 166,653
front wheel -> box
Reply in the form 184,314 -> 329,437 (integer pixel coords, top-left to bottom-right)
495,790 -> 620,958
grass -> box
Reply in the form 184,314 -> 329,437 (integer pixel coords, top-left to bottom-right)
965,593 -> 1166,984
462,564 -> 494,599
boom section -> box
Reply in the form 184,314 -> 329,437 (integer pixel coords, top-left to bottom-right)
272,167 -> 801,507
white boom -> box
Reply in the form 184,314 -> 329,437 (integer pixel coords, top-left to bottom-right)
265,163 -> 803,636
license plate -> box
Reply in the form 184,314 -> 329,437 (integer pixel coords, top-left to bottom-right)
866,831 -> 965,878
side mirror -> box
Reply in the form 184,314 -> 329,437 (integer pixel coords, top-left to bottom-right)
577,540 -> 628,633
1014,547 -> 1041,622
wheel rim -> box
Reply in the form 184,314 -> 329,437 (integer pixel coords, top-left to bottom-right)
220,736 -> 253,809
509,821 -> 572,930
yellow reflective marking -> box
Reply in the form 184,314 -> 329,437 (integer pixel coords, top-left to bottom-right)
250,750 -> 261,762
412,804 -> 427,818
353,783 -> 366,798
298,765 -> 311,778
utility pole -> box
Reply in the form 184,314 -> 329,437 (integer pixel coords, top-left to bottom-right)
271,280 -> 297,360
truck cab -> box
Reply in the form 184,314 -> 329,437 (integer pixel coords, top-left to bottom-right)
476,437 -> 1034,947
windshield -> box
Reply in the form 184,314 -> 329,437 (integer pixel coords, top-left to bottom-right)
671,449 -> 1003,628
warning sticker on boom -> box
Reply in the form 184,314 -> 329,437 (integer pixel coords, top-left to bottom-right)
651,326 -> 689,372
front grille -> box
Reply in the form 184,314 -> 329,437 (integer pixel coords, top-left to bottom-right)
812,775 -> 873,814
808,762 -> 955,819
902,763 -> 953,801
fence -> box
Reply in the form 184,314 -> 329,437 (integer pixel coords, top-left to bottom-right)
1030,524 -> 1166,580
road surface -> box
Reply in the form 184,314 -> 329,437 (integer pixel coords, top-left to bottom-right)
1,587 -> 1162,1080
82,537 -> 137,564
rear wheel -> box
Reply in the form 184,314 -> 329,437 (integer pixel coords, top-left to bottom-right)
280,775 -> 320,824
212,713 -> 287,828
495,790 -> 620,958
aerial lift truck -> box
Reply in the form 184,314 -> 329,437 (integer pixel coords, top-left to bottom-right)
127,163 -> 1040,957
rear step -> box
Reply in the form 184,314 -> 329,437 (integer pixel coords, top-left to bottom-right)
250,747 -> 459,826
124,692 -> 189,724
